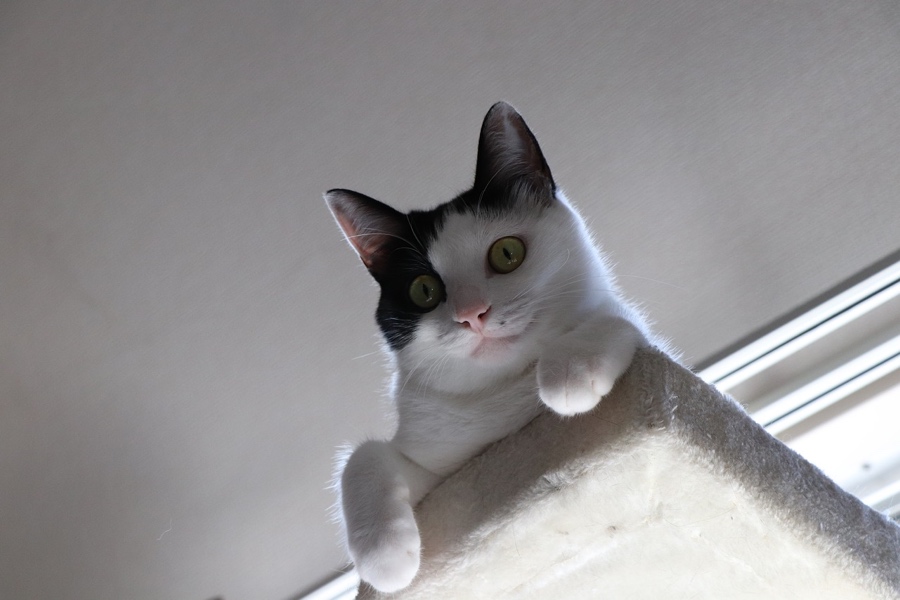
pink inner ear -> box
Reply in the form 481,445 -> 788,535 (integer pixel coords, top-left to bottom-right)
332,206 -> 394,272
327,189 -> 408,274
333,211 -> 375,269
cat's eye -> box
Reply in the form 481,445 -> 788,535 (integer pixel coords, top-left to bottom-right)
408,274 -> 443,310
488,236 -> 526,274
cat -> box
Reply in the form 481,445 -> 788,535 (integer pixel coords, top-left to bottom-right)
326,102 -> 652,593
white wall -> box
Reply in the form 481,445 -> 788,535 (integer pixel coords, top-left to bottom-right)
1,1 -> 899,598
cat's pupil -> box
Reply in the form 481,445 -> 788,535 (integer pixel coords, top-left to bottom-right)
503,247 -> 512,260
421,283 -> 430,299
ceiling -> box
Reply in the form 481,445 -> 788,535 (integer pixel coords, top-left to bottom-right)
1,1 -> 899,599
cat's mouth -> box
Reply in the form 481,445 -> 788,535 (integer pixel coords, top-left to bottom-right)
471,333 -> 521,358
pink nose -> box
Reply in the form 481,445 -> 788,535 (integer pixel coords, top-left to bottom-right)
455,303 -> 491,332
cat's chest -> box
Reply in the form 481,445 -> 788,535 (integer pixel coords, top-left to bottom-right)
392,371 -> 543,476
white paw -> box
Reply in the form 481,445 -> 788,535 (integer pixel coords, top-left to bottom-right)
537,352 -> 618,416
351,512 -> 421,593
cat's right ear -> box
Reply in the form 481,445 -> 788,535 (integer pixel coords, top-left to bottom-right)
474,101 -> 555,195
325,189 -> 406,274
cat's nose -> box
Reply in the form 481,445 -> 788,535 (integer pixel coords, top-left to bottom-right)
455,303 -> 491,333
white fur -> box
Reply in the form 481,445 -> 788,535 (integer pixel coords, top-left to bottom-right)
336,190 -> 652,592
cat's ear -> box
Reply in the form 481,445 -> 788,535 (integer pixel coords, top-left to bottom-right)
474,101 -> 555,195
325,189 -> 407,274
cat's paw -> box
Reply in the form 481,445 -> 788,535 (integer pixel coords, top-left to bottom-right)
537,351 -> 618,416
537,317 -> 642,416
351,511 -> 421,593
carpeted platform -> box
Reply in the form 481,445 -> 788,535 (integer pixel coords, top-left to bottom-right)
356,348 -> 900,599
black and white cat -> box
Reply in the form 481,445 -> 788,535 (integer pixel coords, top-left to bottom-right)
326,102 -> 652,592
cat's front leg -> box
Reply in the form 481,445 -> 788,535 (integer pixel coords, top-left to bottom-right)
339,439 -> 439,593
537,315 -> 645,416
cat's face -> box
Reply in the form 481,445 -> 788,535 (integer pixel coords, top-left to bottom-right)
326,102 -> 606,388
403,194 -> 584,372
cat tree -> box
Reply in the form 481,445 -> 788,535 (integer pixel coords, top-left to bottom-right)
356,348 -> 900,599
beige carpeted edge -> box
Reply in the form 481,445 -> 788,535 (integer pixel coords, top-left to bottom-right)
357,348 -> 900,599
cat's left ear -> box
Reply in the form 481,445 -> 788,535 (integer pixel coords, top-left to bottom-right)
325,189 -> 408,275
474,101 -> 555,196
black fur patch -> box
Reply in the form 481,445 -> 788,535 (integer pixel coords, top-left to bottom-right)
373,183 -> 550,350
369,209 -> 442,350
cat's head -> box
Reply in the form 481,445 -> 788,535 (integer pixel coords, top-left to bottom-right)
326,102 -> 609,388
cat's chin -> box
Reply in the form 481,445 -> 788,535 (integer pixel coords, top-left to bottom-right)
466,334 -> 537,377
469,334 -> 525,364
464,319 -> 547,367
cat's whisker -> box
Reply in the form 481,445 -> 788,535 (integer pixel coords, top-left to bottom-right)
396,352 -> 437,397
344,230 -> 432,265
510,264 -> 575,303
510,250 -> 575,303
406,215 -> 428,255
475,168 -> 504,212
429,354 -> 453,394
618,274 -> 688,291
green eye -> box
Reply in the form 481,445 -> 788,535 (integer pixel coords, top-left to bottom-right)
408,274 -> 443,310
488,236 -> 526,274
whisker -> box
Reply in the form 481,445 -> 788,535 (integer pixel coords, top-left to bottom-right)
510,250 -> 573,302
618,274 -> 687,291
344,230 -> 430,265
396,352 -> 434,397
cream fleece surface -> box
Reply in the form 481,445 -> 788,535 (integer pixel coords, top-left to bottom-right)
356,349 -> 900,599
